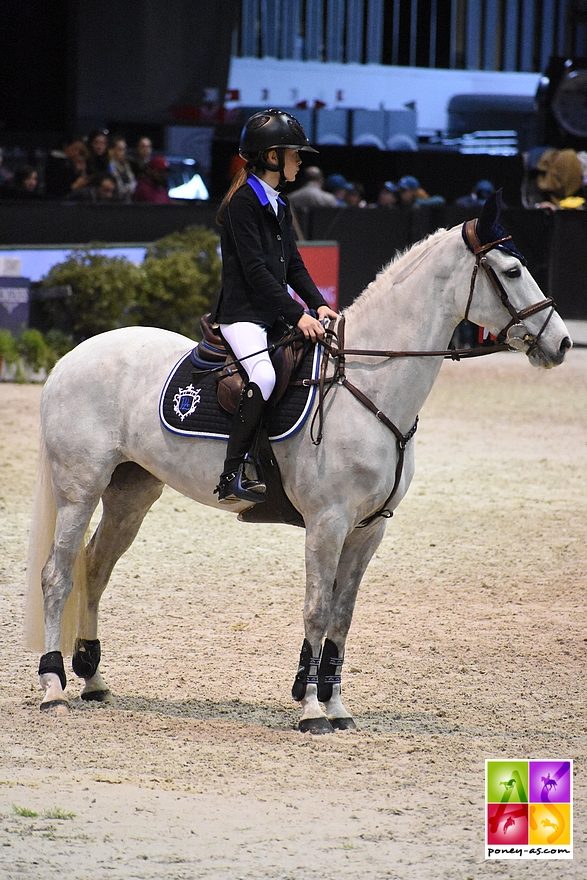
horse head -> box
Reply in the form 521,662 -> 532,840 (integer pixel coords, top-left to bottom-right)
462,190 -> 572,368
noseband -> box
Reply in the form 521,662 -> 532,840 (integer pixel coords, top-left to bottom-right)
462,219 -> 555,354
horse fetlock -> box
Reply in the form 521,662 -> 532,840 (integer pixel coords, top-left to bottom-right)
317,637 -> 343,703
81,671 -> 111,703
72,638 -> 101,680
39,650 -> 66,691
39,671 -> 69,713
291,638 -> 321,701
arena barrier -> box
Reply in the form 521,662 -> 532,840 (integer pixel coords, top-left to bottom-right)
1,201 -> 585,318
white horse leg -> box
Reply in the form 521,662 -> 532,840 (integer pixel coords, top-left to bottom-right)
73,463 -> 164,701
292,522 -> 347,734
319,520 -> 387,730
39,497 -> 98,712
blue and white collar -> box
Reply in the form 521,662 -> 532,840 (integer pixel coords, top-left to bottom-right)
247,174 -> 285,215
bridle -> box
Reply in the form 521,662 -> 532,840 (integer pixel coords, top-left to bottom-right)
296,220 -> 558,526
461,219 -> 556,355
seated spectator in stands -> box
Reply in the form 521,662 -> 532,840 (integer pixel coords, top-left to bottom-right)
530,148 -> 585,210
0,164 -> 42,199
108,134 -> 136,202
129,136 -> 154,179
66,171 -> 118,202
397,175 -> 445,208
454,179 -> 496,208
133,156 -> 172,203
0,147 -> 14,187
325,173 -> 352,207
371,180 -> 399,208
86,128 -> 110,176
344,181 -> 367,208
288,165 -> 338,210
44,136 -> 90,199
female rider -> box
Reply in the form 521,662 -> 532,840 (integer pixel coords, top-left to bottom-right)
211,109 -> 338,504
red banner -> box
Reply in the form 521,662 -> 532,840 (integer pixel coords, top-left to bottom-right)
295,243 -> 339,311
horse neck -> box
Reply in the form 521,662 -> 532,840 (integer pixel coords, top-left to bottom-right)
341,228 -> 465,418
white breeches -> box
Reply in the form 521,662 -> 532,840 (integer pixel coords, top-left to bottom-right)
219,322 -> 276,401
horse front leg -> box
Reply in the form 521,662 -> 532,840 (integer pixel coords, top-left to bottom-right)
292,524 -> 347,734
319,519 -> 387,730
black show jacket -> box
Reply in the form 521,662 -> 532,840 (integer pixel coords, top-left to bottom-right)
211,177 -> 327,327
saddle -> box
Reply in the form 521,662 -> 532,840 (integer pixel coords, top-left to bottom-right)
195,314 -> 306,415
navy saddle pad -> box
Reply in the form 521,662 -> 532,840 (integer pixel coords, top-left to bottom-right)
159,342 -> 322,441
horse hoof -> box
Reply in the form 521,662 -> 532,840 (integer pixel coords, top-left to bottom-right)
298,717 -> 335,735
40,699 -> 69,715
81,689 -> 111,703
329,716 -> 357,731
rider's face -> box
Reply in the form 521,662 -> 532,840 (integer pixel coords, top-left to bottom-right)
283,148 -> 302,182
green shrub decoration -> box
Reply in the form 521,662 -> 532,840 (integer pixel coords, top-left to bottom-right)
0,328 -> 19,364
37,226 -> 221,342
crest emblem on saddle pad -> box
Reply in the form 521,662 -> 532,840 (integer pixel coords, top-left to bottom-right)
173,384 -> 201,421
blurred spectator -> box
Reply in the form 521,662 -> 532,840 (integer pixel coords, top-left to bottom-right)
0,164 -> 42,200
371,181 -> 399,208
108,134 -> 136,202
454,179 -> 496,209
129,136 -> 154,179
397,175 -> 445,207
529,148 -> 585,210
0,147 -> 14,187
66,171 -> 118,202
133,156 -> 172,203
86,128 -> 110,176
345,181 -> 367,208
325,173 -> 352,206
288,165 -> 337,210
44,136 -> 89,199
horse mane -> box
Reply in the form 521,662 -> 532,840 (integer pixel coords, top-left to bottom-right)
343,225 -> 453,320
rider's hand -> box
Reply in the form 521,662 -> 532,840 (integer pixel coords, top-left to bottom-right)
297,312 -> 326,341
317,305 -> 339,322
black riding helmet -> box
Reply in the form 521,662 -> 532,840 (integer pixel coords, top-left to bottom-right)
239,108 -> 318,186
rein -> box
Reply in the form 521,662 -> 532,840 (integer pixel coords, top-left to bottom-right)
298,223 -> 557,527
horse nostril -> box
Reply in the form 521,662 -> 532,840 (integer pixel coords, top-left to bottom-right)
560,336 -> 573,354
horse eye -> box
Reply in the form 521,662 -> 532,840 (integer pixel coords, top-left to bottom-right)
505,266 -> 521,278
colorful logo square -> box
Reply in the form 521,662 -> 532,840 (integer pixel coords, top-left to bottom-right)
486,760 -> 528,803
485,759 -> 573,859
529,802 -> 571,846
487,803 -> 528,844
529,760 -> 571,803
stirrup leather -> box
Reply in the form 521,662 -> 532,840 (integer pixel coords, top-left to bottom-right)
214,462 -> 266,504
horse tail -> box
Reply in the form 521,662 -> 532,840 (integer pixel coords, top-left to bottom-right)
23,435 -> 87,654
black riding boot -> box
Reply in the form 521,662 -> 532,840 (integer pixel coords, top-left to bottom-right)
215,382 -> 267,503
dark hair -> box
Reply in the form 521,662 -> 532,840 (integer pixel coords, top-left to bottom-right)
13,165 -> 37,188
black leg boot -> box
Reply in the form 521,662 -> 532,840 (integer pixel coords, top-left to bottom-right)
215,382 -> 267,504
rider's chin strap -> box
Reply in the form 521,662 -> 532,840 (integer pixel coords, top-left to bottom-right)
254,149 -> 287,188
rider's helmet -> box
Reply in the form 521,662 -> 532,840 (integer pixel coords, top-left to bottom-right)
239,109 -> 318,184
240,108 -> 318,159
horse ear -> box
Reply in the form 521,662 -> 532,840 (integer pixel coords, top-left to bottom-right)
476,189 -> 503,243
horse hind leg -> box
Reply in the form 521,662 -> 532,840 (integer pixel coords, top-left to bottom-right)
73,463 -> 164,702
39,495 -> 100,713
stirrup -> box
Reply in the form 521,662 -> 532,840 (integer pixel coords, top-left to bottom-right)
214,463 -> 266,504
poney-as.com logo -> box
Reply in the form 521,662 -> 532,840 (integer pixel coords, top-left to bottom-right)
485,759 -> 572,859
